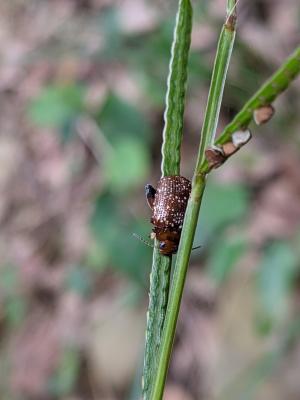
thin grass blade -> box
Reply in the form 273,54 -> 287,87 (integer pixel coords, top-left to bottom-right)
142,1 -> 192,399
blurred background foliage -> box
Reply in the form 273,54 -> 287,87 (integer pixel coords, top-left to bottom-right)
0,0 -> 300,399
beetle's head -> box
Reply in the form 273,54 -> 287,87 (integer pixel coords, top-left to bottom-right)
158,239 -> 178,256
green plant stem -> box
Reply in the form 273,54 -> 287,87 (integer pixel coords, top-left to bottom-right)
150,3 -> 236,399
150,174 -> 206,400
142,1 -> 192,398
161,0 -> 193,177
197,0 -> 236,168
200,45 -> 300,173
142,249 -> 171,397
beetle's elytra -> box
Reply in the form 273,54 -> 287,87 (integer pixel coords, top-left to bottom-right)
145,175 -> 191,256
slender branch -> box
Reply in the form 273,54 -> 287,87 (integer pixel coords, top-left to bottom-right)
200,46 -> 300,173
142,1 -> 192,398
150,3 -> 237,399
196,0 -> 236,170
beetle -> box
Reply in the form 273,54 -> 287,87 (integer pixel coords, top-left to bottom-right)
145,175 -> 191,256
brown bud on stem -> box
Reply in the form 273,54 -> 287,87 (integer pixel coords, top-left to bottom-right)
206,130 -> 252,171
222,129 -> 252,157
205,146 -> 226,169
253,105 -> 275,125
222,141 -> 238,157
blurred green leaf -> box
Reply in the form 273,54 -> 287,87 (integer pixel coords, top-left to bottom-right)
104,137 -> 149,193
99,8 -> 211,106
195,182 -> 249,244
90,192 -> 123,244
0,265 -> 27,327
100,7 -> 122,59
85,239 -> 109,271
128,20 -> 210,106
207,235 -> 246,284
90,193 -> 151,283
48,348 -> 80,396
129,20 -> 175,106
220,349 -> 281,400
97,94 -> 151,192
28,84 -> 84,129
66,266 -> 91,297
98,93 -> 151,143
0,265 -> 18,295
4,296 -> 27,328
256,241 -> 297,333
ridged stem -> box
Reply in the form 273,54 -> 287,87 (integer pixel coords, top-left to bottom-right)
142,1 -> 192,399
161,0 -> 193,177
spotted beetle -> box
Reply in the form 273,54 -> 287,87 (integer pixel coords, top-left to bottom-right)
145,176 -> 191,256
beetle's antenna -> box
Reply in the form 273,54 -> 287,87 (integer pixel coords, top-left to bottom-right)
132,233 -> 154,248
192,245 -> 202,251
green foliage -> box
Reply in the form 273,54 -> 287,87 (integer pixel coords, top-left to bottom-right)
0,265 -> 27,327
98,94 -> 151,145
99,5 -> 211,107
256,241 -> 297,334
195,182 -> 249,244
66,266 -> 92,296
207,234 -> 246,284
220,350 -> 281,400
0,264 -> 19,296
90,193 -> 151,283
132,23 -> 211,107
48,348 -> 80,396
28,84 -> 84,129
4,296 -> 27,328
28,85 -> 153,279
100,8 -> 122,59
85,240 -> 109,271
98,94 -> 151,192
104,137 -> 149,193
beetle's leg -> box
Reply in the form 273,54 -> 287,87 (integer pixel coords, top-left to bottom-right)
145,184 -> 156,209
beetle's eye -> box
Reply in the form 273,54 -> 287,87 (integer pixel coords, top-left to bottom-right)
159,242 -> 166,249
